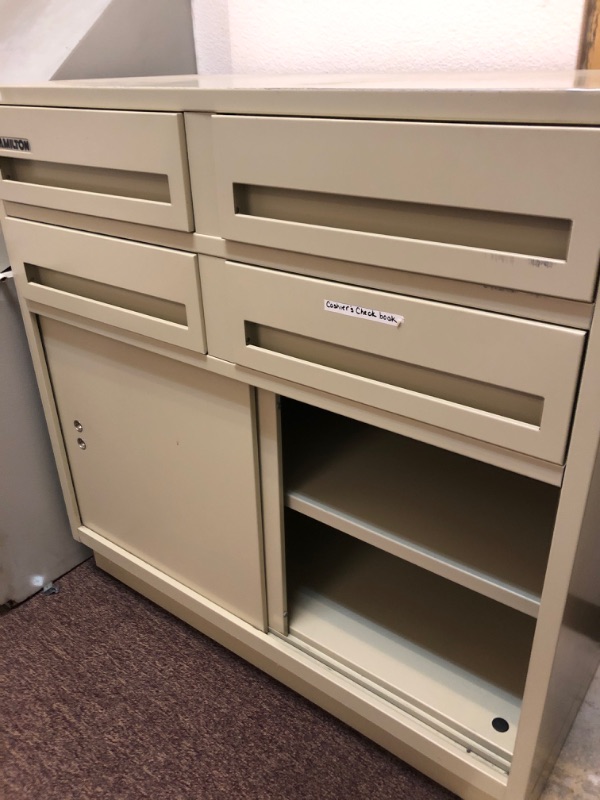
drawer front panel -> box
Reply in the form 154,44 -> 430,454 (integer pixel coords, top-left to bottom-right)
210,116 -> 600,301
0,107 -> 193,230
5,218 -> 206,352
200,259 -> 585,463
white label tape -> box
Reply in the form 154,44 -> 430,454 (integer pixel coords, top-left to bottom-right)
324,299 -> 403,327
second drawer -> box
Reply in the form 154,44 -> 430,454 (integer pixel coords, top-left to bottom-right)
201,258 -> 585,463
5,218 -> 206,352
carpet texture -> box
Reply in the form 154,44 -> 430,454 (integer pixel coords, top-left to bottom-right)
1,560 -> 458,800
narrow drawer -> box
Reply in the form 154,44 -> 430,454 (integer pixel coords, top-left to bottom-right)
200,258 -> 585,463
5,218 -> 206,352
210,115 -> 600,301
0,107 -> 192,230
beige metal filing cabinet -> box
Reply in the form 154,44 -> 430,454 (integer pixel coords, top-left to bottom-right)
1,72 -> 599,800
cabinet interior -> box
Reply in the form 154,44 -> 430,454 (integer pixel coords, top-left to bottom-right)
285,512 -> 535,768
278,398 -> 557,766
281,399 -> 559,616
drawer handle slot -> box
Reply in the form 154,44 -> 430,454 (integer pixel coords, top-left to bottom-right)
245,322 -> 543,426
1,158 -> 170,203
234,184 -> 571,261
25,264 -> 187,325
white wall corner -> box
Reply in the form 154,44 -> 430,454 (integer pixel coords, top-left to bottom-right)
0,0 -> 196,84
0,0 -> 113,83
192,0 -> 232,73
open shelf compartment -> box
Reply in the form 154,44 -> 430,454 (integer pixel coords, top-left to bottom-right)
285,511 -> 536,769
282,400 -> 558,616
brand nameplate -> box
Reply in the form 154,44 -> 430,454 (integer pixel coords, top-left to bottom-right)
324,300 -> 403,327
0,136 -> 30,152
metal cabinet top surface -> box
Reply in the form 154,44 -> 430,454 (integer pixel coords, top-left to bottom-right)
1,71 -> 600,124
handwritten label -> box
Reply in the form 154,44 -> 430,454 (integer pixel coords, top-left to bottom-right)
490,254 -> 517,266
490,253 -> 555,270
324,300 -> 403,327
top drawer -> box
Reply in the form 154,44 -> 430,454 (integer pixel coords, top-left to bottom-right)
0,107 -> 193,231
210,116 -> 600,302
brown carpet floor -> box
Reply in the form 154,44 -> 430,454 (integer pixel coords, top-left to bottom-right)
1,559 -> 458,800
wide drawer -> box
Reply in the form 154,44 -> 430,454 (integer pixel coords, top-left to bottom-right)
0,107 -> 192,230
5,218 -> 206,352
210,115 -> 600,301
200,258 -> 585,463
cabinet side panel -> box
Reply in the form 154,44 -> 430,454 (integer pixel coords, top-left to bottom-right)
1,207 -> 84,541
0,279 -> 90,604
525,443 -> 600,799
507,308 -> 600,799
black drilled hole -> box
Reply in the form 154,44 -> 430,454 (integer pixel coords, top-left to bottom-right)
492,717 -> 510,733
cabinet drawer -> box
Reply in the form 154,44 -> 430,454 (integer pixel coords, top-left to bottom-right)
201,259 -> 585,463
210,116 -> 600,301
0,107 -> 192,230
5,218 -> 206,352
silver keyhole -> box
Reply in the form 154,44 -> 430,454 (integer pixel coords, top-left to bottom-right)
74,420 -> 83,432
77,438 -> 87,450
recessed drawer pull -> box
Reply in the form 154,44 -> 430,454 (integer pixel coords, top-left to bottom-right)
25,264 -> 187,326
1,159 -> 171,203
245,322 -> 544,426
234,184 -> 571,262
